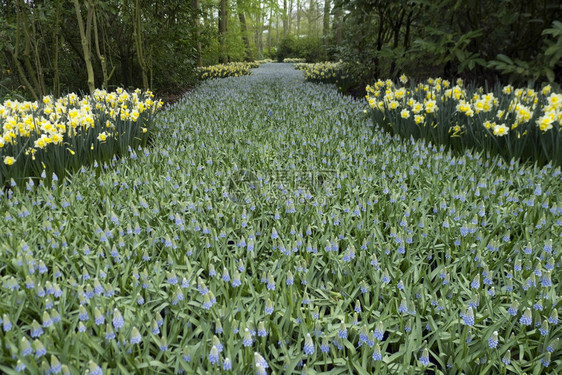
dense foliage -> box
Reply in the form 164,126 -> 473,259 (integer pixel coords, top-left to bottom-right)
0,0 -> 199,99
1,64 -> 560,374
276,36 -> 328,63
331,0 -> 562,94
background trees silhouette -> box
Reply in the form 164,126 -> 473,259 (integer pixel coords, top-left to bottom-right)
1,0 -> 560,99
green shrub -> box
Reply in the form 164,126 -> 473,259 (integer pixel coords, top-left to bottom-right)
295,37 -> 327,63
276,36 -> 298,62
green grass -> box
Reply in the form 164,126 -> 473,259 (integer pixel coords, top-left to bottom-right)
0,63 -> 560,374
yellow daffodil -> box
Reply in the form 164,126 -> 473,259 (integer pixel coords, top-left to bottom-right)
537,114 -> 554,132
493,124 -> 509,136
425,100 -> 438,114
3,156 -> 15,165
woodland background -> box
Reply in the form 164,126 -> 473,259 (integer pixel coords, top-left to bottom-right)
1,0 -> 561,100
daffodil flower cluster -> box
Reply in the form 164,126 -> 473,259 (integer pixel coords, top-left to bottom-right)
196,62 -> 260,80
295,61 -> 350,83
256,58 -> 275,64
283,58 -> 306,63
0,88 -> 162,183
366,76 -> 562,165
294,61 -> 353,93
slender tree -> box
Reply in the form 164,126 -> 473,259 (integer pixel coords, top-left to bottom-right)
73,0 -> 96,93
133,0 -> 149,89
89,0 -> 113,90
52,0 -> 62,96
238,0 -> 254,61
332,0 -> 342,44
253,2 -> 264,58
9,7 -> 39,100
287,0 -> 293,34
283,0 -> 288,36
322,0 -> 330,37
267,7 -> 272,56
192,0 -> 203,66
219,0 -> 228,63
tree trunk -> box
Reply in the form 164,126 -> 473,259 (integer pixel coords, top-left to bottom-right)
119,46 -> 131,88
13,0 -> 45,99
267,8 -> 272,57
323,0 -> 330,38
254,5 -> 263,59
283,0 -> 288,37
52,0 -> 61,96
192,0 -> 203,66
288,0 -> 293,34
276,11 -> 280,44
373,6 -> 388,78
389,8 -> 405,78
308,0 -> 314,37
10,10 -> 39,101
21,22 -> 42,98
73,0 -> 96,93
297,0 -> 301,36
133,0 -> 149,89
333,3 -> 342,44
219,0 -> 228,63
238,11 -> 253,61
27,11 -> 47,96
90,0 -> 112,90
